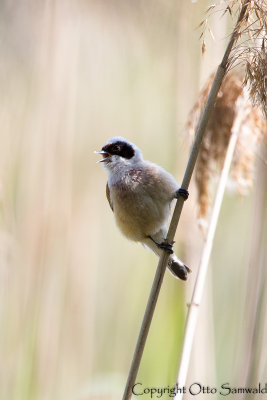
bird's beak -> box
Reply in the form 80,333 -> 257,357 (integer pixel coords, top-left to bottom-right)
94,150 -> 110,163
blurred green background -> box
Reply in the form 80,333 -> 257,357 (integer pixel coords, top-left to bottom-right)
0,1 -> 266,400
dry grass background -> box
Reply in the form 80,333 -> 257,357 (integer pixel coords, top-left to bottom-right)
0,1 -> 266,400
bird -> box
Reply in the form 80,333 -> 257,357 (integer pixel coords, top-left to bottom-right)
95,137 -> 191,280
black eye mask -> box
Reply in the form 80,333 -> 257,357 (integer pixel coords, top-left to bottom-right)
102,141 -> 135,159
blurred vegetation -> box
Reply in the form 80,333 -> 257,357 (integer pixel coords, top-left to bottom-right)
0,1 -> 266,400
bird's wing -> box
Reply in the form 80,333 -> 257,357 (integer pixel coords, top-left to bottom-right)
106,182 -> 114,212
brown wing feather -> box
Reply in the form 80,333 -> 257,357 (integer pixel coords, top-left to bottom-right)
106,182 -> 114,212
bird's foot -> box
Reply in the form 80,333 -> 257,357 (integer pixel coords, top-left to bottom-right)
175,188 -> 189,201
158,240 -> 175,254
148,236 -> 174,254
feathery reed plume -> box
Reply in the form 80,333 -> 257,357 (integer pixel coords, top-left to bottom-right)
187,70 -> 267,219
227,0 -> 267,111
244,44 -> 267,119
193,0 -> 267,219
230,0 -> 267,118
199,0 -> 267,73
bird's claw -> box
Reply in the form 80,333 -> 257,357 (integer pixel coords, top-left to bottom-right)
158,240 -> 175,254
175,188 -> 189,201
148,236 -> 175,254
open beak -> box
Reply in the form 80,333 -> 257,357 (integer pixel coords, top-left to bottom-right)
94,150 -> 110,163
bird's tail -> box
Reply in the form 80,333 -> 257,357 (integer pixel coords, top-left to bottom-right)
167,256 -> 191,281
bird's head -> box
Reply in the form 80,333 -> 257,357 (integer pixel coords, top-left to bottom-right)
95,137 -> 143,172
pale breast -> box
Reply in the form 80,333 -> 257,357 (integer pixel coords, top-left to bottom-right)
109,166 -> 174,241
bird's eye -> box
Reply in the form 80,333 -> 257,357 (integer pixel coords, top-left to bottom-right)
113,145 -> 120,152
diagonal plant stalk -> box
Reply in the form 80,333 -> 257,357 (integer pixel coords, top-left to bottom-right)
122,2 -> 250,399
174,89 -> 250,400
